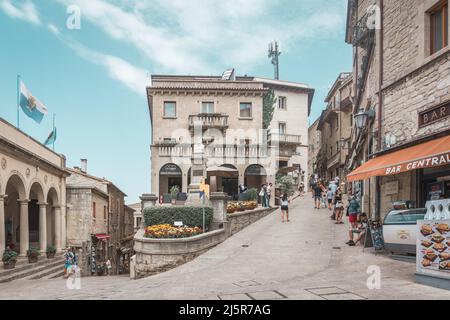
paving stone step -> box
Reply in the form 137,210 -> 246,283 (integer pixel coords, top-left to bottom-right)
24,264 -> 65,280
0,258 -> 64,283
0,253 -> 64,278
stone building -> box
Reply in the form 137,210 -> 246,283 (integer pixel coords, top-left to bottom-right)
255,78 -> 314,189
66,165 -> 134,275
308,118 -> 321,183
0,118 -> 69,257
147,73 -> 313,202
128,202 -> 142,232
316,72 -> 354,185
345,0 -> 450,219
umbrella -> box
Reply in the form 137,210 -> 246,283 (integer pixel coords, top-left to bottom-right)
206,166 -> 238,178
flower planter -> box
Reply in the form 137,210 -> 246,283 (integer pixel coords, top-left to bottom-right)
3,260 -> 16,270
28,256 -> 38,264
46,252 -> 56,259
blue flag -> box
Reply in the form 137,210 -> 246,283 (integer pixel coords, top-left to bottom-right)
44,128 -> 57,146
19,80 -> 48,123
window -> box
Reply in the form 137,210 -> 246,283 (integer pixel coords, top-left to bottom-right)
92,202 -> 96,219
104,206 -> 107,220
430,1 -> 448,54
202,102 -> 214,114
163,101 -> 176,118
278,96 -> 287,110
278,122 -> 287,134
239,102 -> 252,118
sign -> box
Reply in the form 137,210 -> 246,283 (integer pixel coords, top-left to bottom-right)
368,220 -> 385,251
245,164 -> 266,176
385,152 -> 450,176
385,181 -> 399,195
419,102 -> 450,128
174,221 -> 183,227
417,220 -> 450,278
159,164 -> 182,176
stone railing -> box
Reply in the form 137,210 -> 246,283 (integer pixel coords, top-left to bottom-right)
268,133 -> 302,145
154,144 -> 268,158
189,113 -> 229,131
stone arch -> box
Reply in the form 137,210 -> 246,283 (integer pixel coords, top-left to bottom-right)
45,184 -> 60,204
45,187 -> 60,247
5,171 -> 27,200
244,164 -> 267,191
28,179 -> 45,203
158,163 -> 183,199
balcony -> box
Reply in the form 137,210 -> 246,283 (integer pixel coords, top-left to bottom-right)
188,113 -> 229,132
268,133 -> 303,146
153,144 -> 268,158
327,152 -> 341,170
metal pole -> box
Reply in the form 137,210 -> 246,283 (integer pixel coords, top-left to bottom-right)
52,113 -> 55,151
17,75 -> 20,129
202,194 -> 205,233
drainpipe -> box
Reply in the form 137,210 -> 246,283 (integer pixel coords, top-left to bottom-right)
375,0 -> 384,220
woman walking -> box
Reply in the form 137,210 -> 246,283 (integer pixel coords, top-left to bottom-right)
280,193 -> 291,223
334,186 -> 344,224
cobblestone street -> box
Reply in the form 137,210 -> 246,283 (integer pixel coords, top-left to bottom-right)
1,196 -> 450,300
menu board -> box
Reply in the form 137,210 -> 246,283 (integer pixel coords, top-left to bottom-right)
417,220 -> 450,276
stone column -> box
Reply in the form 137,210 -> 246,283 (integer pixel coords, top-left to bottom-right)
19,199 -> 30,257
209,192 -> 229,231
38,203 -> 47,253
54,206 -> 62,251
140,194 -> 158,229
0,195 -> 6,257
60,205 -> 66,249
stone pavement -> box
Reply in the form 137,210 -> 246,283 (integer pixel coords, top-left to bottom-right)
1,196 -> 450,300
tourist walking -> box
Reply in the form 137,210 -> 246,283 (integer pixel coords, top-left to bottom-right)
334,185 -> 344,224
267,183 -> 273,207
326,187 -> 334,211
313,182 -> 322,209
346,195 -> 361,246
280,193 -> 291,223
106,259 -> 112,276
63,248 -> 74,278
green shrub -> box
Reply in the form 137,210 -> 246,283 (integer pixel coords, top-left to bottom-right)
46,245 -> 57,254
2,248 -> 18,262
27,247 -> 41,258
239,188 -> 258,201
143,206 -> 214,228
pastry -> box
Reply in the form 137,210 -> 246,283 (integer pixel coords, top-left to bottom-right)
439,261 -> 450,270
421,240 -> 433,248
424,250 -> 438,262
422,259 -> 432,267
433,243 -> 447,252
436,223 -> 450,234
421,225 -> 433,236
432,233 -> 445,243
439,253 -> 450,261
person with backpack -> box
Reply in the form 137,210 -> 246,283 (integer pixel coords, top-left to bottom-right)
280,193 -> 291,223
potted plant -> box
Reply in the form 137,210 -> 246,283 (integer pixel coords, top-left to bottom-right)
2,248 -> 18,270
27,247 -> 41,263
46,245 -> 57,259
170,185 -> 180,205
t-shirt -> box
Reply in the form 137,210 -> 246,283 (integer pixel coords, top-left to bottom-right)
329,183 -> 338,194
327,191 -> 334,199
314,186 -> 322,197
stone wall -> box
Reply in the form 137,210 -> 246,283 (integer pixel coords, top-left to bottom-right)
227,207 -> 276,236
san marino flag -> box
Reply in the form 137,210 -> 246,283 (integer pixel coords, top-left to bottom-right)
19,80 -> 48,123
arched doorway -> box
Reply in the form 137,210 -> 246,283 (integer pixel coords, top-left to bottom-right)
244,164 -> 267,191
5,174 -> 26,255
29,181 -> 45,250
219,164 -> 239,199
46,187 -> 60,250
159,163 -> 182,198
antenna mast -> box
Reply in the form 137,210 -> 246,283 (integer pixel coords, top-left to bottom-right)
268,41 -> 281,80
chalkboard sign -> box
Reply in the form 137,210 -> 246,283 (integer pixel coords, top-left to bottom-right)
368,220 -> 385,251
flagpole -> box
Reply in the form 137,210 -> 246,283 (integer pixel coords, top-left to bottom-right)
52,113 -> 55,151
17,75 -> 20,129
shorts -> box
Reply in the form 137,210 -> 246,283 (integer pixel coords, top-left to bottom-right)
349,214 -> 358,223
327,199 -> 333,204
281,206 -> 289,211
314,196 -> 322,201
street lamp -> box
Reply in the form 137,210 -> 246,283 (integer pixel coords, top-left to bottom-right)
354,109 -> 376,130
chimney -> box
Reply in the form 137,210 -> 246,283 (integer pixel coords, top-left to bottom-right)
80,159 -> 87,173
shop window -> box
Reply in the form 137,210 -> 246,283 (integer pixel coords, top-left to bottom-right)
429,0 -> 448,55
163,101 -> 176,118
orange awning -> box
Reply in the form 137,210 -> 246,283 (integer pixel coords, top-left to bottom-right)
347,135 -> 450,182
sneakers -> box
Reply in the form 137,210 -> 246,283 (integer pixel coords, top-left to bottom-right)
347,240 -> 356,246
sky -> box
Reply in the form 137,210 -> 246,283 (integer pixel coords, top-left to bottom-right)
0,0 -> 352,203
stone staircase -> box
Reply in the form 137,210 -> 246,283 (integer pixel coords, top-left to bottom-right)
0,253 -> 65,283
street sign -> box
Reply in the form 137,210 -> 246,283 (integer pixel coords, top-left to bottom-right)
174,221 -> 183,227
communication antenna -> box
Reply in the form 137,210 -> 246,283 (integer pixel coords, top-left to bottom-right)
268,41 -> 281,80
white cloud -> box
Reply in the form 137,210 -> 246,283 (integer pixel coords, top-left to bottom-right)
65,40 -> 149,96
0,0 -> 40,25
47,23 -> 60,35
55,0 -> 346,74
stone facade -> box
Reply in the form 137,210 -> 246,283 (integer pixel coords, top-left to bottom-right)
308,118 -> 321,183
345,0 -> 450,218
0,118 -> 68,258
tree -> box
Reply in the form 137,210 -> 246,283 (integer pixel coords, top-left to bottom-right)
263,90 -> 276,129
276,175 -> 295,195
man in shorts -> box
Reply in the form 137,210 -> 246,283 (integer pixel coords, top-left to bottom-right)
346,196 -> 361,246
